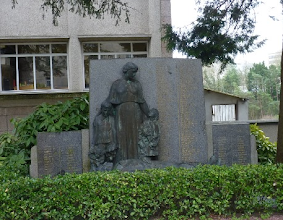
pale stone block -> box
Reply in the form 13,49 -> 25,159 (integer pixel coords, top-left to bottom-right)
81,129 -> 90,172
30,146 -> 38,178
250,135 -> 258,164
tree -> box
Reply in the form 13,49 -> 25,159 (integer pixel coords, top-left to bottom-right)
11,0 -> 130,26
203,64 -> 223,91
246,63 -> 280,119
247,62 -> 269,99
203,64 -> 243,95
222,65 -> 241,94
267,65 -> 281,101
162,0 -> 265,71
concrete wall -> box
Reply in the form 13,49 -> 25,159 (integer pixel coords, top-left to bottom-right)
204,89 -> 248,122
249,120 -> 278,143
1,1 -> 157,37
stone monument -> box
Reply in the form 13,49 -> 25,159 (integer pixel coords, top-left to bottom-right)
30,130 -> 90,178
208,122 -> 253,165
89,58 -> 208,170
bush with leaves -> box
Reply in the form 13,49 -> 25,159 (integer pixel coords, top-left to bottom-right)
0,133 -> 28,175
12,94 -> 89,149
1,165 -> 283,219
0,94 -> 89,175
250,124 -> 277,164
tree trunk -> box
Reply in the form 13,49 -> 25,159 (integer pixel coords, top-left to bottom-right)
276,48 -> 283,163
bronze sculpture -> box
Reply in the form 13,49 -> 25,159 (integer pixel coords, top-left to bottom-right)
107,62 -> 150,161
90,62 -> 160,169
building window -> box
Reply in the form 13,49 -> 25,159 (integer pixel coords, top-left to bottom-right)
212,104 -> 236,121
0,43 -> 68,92
83,42 -> 148,88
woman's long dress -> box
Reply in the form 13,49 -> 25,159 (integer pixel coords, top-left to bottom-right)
107,78 -> 146,161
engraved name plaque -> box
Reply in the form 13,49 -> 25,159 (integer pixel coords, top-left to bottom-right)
212,123 -> 251,165
37,131 -> 83,177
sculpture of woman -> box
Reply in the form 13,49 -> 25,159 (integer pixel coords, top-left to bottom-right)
107,62 -> 149,162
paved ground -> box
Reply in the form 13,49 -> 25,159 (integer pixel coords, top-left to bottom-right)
152,213 -> 283,220
206,213 -> 283,220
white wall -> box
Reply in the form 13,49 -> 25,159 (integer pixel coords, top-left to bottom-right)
0,1 -> 150,38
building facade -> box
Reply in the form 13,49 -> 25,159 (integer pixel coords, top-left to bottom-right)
204,89 -> 249,122
0,0 -> 171,134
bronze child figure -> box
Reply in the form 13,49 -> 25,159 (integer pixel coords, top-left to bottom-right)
89,100 -> 117,171
138,108 -> 160,163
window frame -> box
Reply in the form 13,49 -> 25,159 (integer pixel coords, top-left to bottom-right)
0,42 -> 68,93
212,104 -> 236,121
82,41 -> 148,89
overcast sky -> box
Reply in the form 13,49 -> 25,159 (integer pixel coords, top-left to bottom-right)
171,0 -> 283,66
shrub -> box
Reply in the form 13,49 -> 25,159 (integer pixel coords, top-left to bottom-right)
0,133 -> 29,175
0,94 -> 89,175
11,93 -> 89,150
1,165 -> 283,219
250,124 -> 277,165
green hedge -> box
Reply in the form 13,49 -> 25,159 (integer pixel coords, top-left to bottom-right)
1,165 -> 283,220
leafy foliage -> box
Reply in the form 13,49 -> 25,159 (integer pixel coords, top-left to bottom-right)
12,0 -> 130,26
162,0 -> 265,71
12,94 -> 89,149
1,165 -> 283,219
0,133 -> 29,175
0,94 -> 89,175
250,124 -> 277,165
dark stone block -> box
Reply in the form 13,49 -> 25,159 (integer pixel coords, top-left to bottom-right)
37,131 -> 83,177
212,123 -> 251,165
